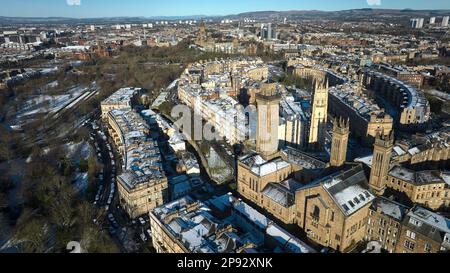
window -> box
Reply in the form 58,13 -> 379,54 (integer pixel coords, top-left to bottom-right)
424,244 -> 431,253
330,211 -> 335,222
404,240 -> 415,250
359,194 -> 366,201
409,219 -> 422,227
312,205 -> 320,219
406,230 -> 416,240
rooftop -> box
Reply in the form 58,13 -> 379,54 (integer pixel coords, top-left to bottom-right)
101,87 -> 141,105
109,109 -> 165,190
405,206 -> 450,244
305,165 -> 375,216
239,153 -> 291,177
261,179 -> 303,208
371,197 -> 409,221
389,166 -> 445,186
282,147 -> 328,170
151,194 -> 316,253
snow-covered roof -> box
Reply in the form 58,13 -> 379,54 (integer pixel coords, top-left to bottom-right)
407,206 -> 450,237
150,194 -> 315,253
371,197 -> 409,221
233,201 -> 269,229
389,166 -> 445,186
355,154 -> 373,168
282,147 -> 327,170
240,153 -> 291,177
393,146 -> 406,156
408,147 -> 421,156
109,108 -> 165,190
261,179 -> 302,208
102,87 -> 141,105
321,165 -> 375,216
266,224 -> 316,253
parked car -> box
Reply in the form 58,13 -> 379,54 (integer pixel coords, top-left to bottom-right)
146,229 -> 152,237
108,213 -> 114,221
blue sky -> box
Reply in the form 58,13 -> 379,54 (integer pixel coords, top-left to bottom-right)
1,0 -> 450,18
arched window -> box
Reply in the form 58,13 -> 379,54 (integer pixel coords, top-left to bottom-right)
313,205 -> 320,218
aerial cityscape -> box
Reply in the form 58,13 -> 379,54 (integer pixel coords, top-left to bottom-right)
1,0 -> 450,260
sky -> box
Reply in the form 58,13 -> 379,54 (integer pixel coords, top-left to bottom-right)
1,0 -> 450,18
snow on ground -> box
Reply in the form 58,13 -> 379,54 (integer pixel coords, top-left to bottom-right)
16,85 -> 88,119
205,146 -> 233,182
74,172 -> 89,193
65,141 -> 92,163
65,141 -> 93,193
40,67 -> 58,75
46,80 -> 59,89
25,155 -> 33,163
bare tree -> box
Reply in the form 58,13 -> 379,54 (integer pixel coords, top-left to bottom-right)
14,209 -> 48,253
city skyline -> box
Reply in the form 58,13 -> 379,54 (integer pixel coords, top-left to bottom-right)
1,0 -> 450,258
1,0 -> 450,18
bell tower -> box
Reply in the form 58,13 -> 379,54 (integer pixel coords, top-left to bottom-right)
369,131 -> 394,196
330,117 -> 350,167
309,79 -> 328,151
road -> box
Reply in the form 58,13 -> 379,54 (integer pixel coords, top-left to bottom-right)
89,120 -> 150,253
86,82 -> 233,252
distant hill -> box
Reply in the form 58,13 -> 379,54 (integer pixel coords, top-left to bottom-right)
229,9 -> 450,21
0,9 -> 449,25
0,15 -> 214,25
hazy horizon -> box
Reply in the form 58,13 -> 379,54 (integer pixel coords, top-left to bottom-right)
1,0 -> 450,19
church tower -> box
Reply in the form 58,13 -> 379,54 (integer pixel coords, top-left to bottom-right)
256,83 -> 281,160
330,117 -> 350,167
369,131 -> 394,196
198,21 -> 206,40
309,79 -> 329,150
196,21 -> 207,47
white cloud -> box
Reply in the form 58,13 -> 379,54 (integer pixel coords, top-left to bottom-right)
367,0 -> 381,6
67,0 -> 81,6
